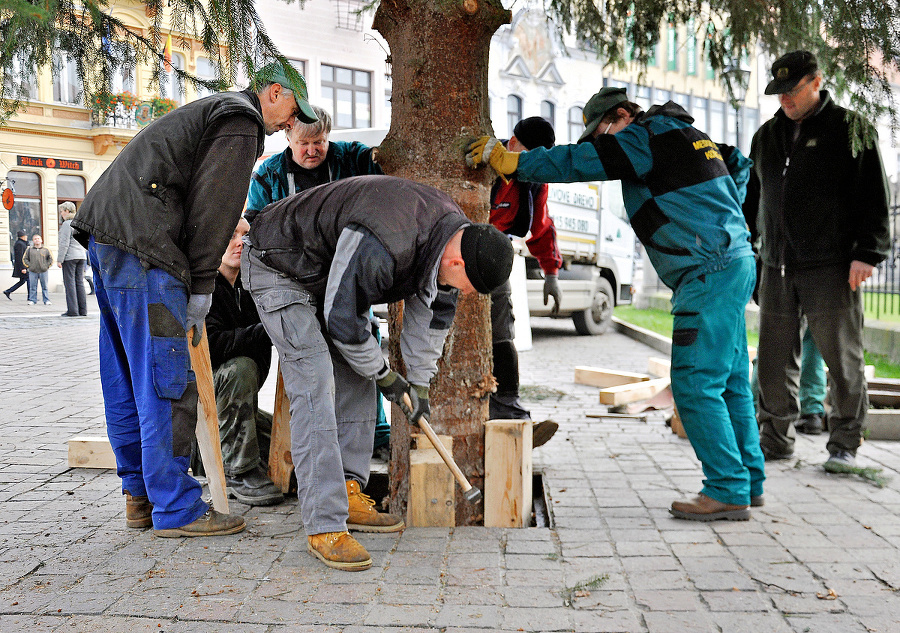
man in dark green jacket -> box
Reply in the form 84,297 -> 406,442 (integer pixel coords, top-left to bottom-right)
744,51 -> 891,472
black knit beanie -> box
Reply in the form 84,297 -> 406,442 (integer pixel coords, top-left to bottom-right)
459,224 -> 514,294
512,116 -> 555,150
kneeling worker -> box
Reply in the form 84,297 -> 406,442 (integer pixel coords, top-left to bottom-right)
244,175 -> 513,571
203,217 -> 282,506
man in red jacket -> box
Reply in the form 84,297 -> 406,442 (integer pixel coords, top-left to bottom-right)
489,117 -> 562,447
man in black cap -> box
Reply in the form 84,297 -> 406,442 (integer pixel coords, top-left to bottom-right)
745,50 -> 890,472
3,230 -> 29,300
488,117 -> 561,446
244,175 -> 513,571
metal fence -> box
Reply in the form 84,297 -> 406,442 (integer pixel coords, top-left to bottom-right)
863,183 -> 900,319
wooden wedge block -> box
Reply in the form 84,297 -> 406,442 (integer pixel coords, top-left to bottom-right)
865,365 -> 875,381
484,420 -> 533,528
598,377 -> 671,406
408,434 -> 455,527
68,435 -> 116,469
863,409 -> 900,441
647,356 -> 671,378
574,366 -> 650,388
268,362 -> 294,493
669,406 -> 687,438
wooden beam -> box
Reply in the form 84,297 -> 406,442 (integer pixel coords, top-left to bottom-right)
574,366 -> 650,388
408,435 -> 455,527
268,362 -> 294,493
484,420 -> 533,528
67,435 -> 116,469
598,377 -> 671,406
868,377 -> 900,392
647,356 -> 671,378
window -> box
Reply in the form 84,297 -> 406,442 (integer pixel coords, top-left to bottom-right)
634,85 -> 652,111
708,100 -> 725,142
541,101 -> 556,131
110,47 -> 135,94
654,88 -> 670,104
692,96 -> 708,133
673,92 -> 690,110
567,106 -> 583,143
322,64 -> 371,129
507,95 -> 522,137
6,171 -> 42,253
385,71 -> 392,125
57,175 -> 86,204
3,55 -> 39,101
726,105 -> 737,146
159,52 -> 186,104
195,57 -> 217,99
53,51 -> 82,105
667,17 -> 678,72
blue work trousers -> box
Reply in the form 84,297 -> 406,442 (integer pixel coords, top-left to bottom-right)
89,239 -> 208,529
670,256 -> 765,506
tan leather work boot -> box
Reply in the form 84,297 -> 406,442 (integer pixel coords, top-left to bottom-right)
125,490 -> 153,529
154,508 -> 246,537
346,480 -> 404,533
669,493 -> 750,522
307,531 -> 372,571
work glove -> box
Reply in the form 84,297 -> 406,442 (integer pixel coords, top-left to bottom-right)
543,274 -> 562,316
465,136 -> 520,182
407,384 -> 430,426
186,293 -> 213,346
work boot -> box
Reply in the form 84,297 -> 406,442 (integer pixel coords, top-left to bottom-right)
346,480 -> 404,533
796,413 -> 824,435
124,490 -> 153,529
533,420 -> 559,448
307,531 -> 372,571
226,465 -> 284,506
154,508 -> 246,538
669,493 -> 750,522
750,495 -> 765,507
760,444 -> 794,461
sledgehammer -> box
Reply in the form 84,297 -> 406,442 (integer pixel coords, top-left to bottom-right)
403,393 -> 482,504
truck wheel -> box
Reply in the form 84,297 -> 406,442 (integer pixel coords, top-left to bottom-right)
572,277 -> 614,335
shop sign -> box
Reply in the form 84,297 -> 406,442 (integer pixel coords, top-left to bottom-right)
17,156 -> 84,170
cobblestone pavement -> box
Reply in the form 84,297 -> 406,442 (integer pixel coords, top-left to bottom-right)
2,291 -> 900,631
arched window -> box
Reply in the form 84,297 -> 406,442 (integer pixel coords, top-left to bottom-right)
507,95 -> 522,138
195,57 -> 217,99
540,101 -> 556,132
568,106 -> 583,143
53,51 -> 82,105
160,52 -> 186,105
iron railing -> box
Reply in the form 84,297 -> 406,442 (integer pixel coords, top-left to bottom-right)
862,183 -> 900,319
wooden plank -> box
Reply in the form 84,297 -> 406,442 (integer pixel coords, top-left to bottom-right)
189,325 -> 229,514
268,362 -> 294,493
598,377 -> 671,406
408,434 -> 455,527
574,366 -> 650,388
867,377 -> 900,392
868,391 -> 900,408
647,356 -> 671,378
68,435 -> 116,469
484,420 -> 532,528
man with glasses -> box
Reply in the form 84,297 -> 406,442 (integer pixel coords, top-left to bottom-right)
744,51 -> 890,472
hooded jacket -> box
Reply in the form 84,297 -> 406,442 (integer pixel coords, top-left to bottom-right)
248,175 -> 469,383
743,91 -> 890,271
245,141 -> 382,223
72,90 -> 266,294
515,101 -> 753,290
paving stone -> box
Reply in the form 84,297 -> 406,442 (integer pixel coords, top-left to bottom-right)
569,607 -> 643,633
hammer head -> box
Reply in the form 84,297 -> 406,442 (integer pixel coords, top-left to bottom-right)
463,487 -> 482,504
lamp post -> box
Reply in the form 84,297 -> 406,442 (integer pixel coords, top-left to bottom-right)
723,60 -> 751,150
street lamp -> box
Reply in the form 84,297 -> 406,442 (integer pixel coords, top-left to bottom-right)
723,60 -> 751,150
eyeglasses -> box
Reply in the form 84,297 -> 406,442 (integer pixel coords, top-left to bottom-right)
783,76 -> 814,99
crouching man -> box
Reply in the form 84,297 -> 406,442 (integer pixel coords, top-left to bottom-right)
244,175 -> 513,571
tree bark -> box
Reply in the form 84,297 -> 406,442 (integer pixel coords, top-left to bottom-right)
373,0 -> 510,526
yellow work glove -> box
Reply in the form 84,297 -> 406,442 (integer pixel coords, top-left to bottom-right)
465,136 -> 520,182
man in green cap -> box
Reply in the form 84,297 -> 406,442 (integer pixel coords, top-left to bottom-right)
71,62 -> 317,538
467,86 -> 765,522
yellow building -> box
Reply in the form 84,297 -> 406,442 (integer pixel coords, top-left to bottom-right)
0,1 -> 217,287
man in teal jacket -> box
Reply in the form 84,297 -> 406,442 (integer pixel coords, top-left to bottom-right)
467,87 -> 765,521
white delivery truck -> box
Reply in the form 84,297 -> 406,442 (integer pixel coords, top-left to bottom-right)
523,180 -> 635,335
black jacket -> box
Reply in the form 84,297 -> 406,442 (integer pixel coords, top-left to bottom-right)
72,90 -> 266,294
744,91 -> 890,270
206,271 -> 272,383
11,239 -> 27,279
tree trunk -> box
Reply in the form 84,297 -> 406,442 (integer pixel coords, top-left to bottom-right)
373,0 -> 510,526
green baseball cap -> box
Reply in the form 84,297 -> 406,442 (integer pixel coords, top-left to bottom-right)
252,62 -> 318,123
578,87 -> 629,143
